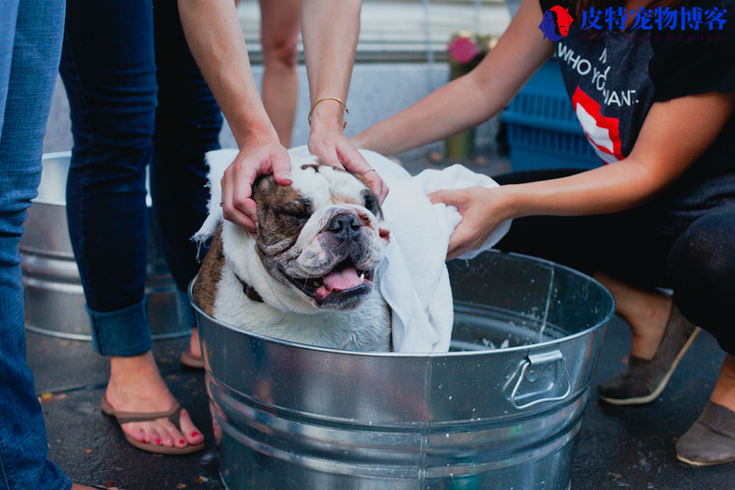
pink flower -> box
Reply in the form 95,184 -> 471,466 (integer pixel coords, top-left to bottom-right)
448,37 -> 481,64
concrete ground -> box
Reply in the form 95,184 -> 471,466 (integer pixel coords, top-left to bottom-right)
28,312 -> 734,490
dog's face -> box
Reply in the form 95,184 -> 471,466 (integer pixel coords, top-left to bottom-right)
251,160 -> 389,310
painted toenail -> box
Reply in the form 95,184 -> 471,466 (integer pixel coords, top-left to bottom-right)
179,440 -> 185,444
156,439 -> 161,445
191,432 -> 199,437
142,439 -> 146,443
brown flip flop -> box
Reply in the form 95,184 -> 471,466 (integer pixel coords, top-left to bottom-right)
100,396 -> 204,455
180,348 -> 204,369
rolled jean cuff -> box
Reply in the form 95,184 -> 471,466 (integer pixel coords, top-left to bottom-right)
87,298 -> 153,356
176,288 -> 196,329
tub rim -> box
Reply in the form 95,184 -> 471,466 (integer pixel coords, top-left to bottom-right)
37,152 -> 153,207
189,249 -> 616,359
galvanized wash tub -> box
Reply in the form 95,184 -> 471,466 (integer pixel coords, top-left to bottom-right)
20,152 -> 187,340
192,250 -> 615,490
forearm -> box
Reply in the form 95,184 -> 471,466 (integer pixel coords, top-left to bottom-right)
354,72 -> 505,156
500,159 -> 668,220
503,92 -> 735,220
301,0 -> 361,132
178,0 -> 276,145
353,0 -> 554,155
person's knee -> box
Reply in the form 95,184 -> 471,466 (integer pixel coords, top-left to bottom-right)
262,34 -> 299,68
669,209 -> 735,330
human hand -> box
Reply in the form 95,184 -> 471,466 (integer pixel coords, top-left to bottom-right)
221,133 -> 292,233
429,186 -> 512,261
308,127 -> 389,203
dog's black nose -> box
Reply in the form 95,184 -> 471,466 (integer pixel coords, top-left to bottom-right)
327,213 -> 361,241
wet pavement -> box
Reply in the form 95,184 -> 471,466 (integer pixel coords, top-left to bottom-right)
27,309 -> 733,490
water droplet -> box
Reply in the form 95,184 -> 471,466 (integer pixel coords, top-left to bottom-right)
448,395 -> 452,400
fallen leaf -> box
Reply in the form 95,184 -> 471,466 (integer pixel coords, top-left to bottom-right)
195,477 -> 207,483
84,449 -> 92,454
177,484 -> 187,489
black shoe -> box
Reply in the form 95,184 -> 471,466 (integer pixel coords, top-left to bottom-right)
598,303 -> 699,405
677,402 -> 735,466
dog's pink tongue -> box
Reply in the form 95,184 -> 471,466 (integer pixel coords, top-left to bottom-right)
322,266 -> 362,292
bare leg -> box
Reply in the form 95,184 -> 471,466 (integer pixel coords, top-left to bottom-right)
189,326 -> 201,359
259,0 -> 300,147
593,271 -> 672,360
105,352 -> 204,449
711,355 -> 735,412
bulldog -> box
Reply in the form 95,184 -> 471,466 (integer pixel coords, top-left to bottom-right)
192,155 -> 392,352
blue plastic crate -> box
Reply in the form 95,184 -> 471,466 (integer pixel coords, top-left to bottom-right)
502,60 -> 603,171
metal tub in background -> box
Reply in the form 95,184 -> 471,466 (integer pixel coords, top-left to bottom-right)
192,250 -> 615,490
20,152 -> 188,341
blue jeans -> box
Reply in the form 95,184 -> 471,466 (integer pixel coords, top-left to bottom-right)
59,0 -> 223,356
0,0 -> 70,488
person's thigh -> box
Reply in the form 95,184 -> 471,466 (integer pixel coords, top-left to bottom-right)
60,0 -> 156,313
259,0 -> 301,59
0,0 -> 19,139
668,206 -> 735,355
0,0 -> 71,488
150,0 -> 222,293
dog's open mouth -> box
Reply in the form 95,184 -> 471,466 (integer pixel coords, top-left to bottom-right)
284,259 -> 375,307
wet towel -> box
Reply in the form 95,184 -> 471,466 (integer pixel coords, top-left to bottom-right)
194,147 -> 512,353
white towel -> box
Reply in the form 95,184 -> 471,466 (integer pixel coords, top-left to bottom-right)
194,146 -> 511,353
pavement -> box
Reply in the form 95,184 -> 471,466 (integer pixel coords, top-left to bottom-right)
28,311 -> 734,490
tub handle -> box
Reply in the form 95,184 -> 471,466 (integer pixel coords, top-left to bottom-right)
510,350 -> 572,410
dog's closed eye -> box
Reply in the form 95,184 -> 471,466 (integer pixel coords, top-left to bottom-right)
362,191 -> 380,217
280,200 -> 312,222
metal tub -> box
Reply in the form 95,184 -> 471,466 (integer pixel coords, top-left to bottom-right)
192,250 -> 615,490
20,152 -> 187,340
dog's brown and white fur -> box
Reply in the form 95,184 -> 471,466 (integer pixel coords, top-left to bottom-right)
193,155 -> 391,351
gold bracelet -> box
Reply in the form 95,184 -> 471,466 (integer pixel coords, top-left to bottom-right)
308,97 -> 349,130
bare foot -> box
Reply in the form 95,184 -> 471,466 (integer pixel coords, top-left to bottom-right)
189,327 -> 202,360
594,272 -> 673,360
105,351 -> 204,449
711,355 -> 735,413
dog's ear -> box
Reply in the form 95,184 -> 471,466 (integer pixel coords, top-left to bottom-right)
252,174 -> 278,206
